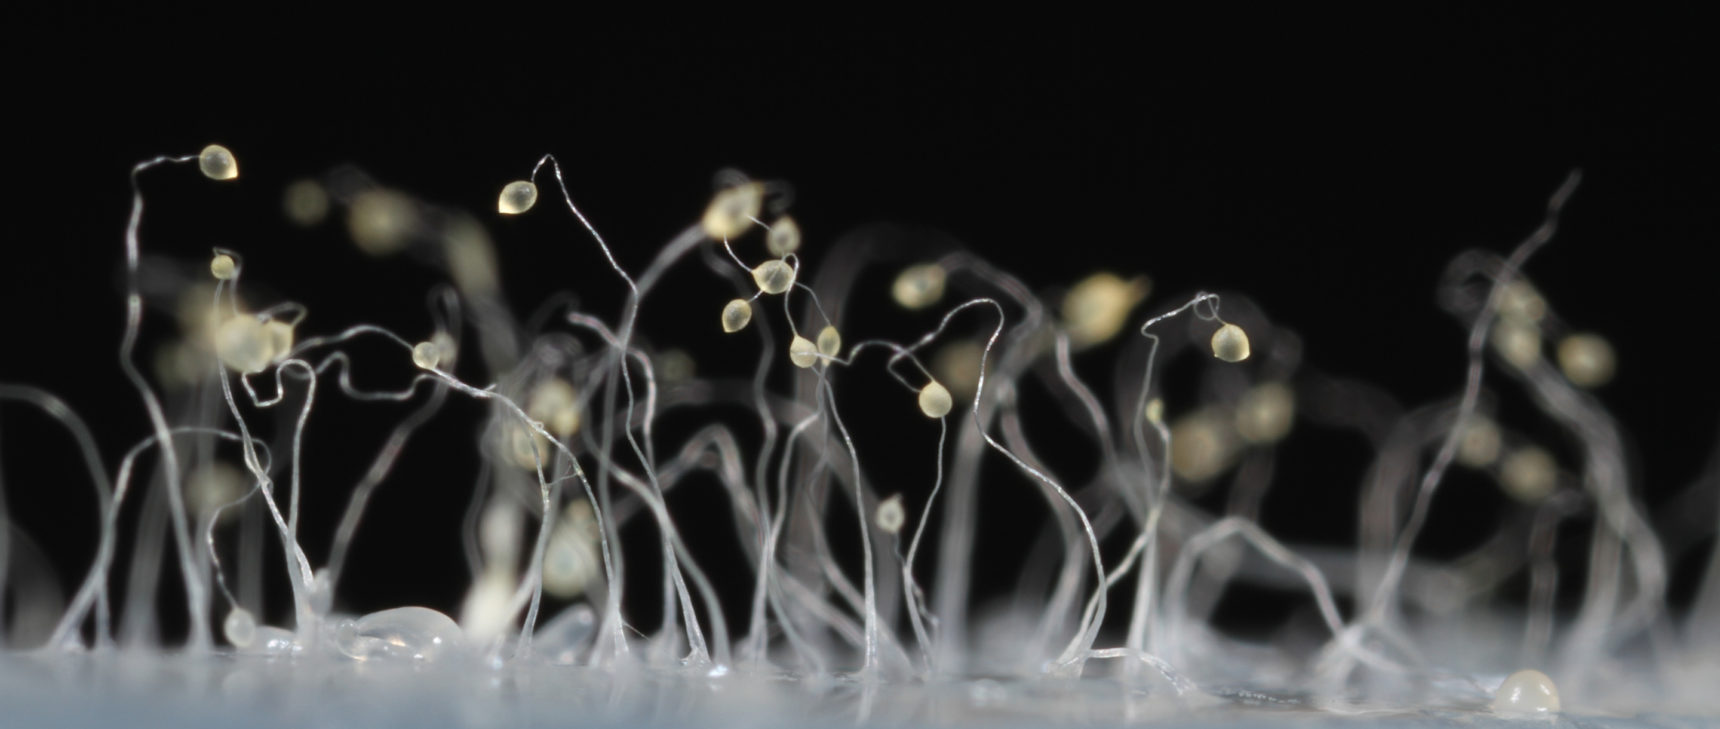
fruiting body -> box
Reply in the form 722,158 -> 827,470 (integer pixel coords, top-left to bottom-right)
412,341 -> 441,370
199,144 -> 238,180
788,335 -> 818,368
210,254 -> 236,280
498,180 -> 539,214
816,325 -> 841,358
918,381 -> 952,418
721,299 -> 752,333
876,494 -> 905,534
752,260 -> 795,295
1557,332 -> 1616,387
892,263 -> 946,310
1210,322 -> 1251,363
767,216 -> 801,256
702,182 -> 764,240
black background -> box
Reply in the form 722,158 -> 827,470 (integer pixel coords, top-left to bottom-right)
1,11 -> 1714,645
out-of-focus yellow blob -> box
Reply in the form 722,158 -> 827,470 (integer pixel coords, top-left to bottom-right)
498,180 -> 538,215
199,144 -> 238,181
1491,319 -> 1542,370
348,189 -> 416,256
1498,280 -> 1547,324
187,461 -> 246,518
766,216 -> 801,257
527,378 -> 581,439
931,340 -> 984,403
430,331 -> 458,370
214,315 -> 273,374
154,339 -> 207,389
1556,332 -> 1615,388
347,189 -> 417,257
479,501 -> 522,567
1456,416 -> 1502,468
892,263 -> 946,311
1500,446 -> 1557,504
506,423 -> 550,471
283,179 -> 329,226
702,182 -> 764,240
542,500 -> 601,599
1062,272 -> 1150,347
1210,323 -> 1251,363
1235,382 -> 1294,444
656,349 -> 695,384
261,320 -> 294,363
1170,409 -> 1239,483
459,569 -> 516,645
175,282 -> 220,351
444,216 -> 500,297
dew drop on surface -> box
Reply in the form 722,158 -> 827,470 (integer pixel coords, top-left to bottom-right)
222,607 -> 256,648
537,604 -> 598,665
336,606 -> 464,662
1492,668 -> 1560,717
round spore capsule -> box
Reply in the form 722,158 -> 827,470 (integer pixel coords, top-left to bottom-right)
199,144 -> 238,180
767,215 -> 801,256
1557,332 -> 1615,388
215,316 -> 272,374
918,381 -> 952,418
497,180 -> 538,214
223,606 -> 257,648
411,341 -> 441,370
892,263 -> 946,311
752,260 -> 795,295
788,335 -> 818,368
721,299 -> 753,333
875,494 -> 905,534
702,182 -> 763,240
1210,323 -> 1251,363
210,253 -> 236,280
816,325 -> 841,357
